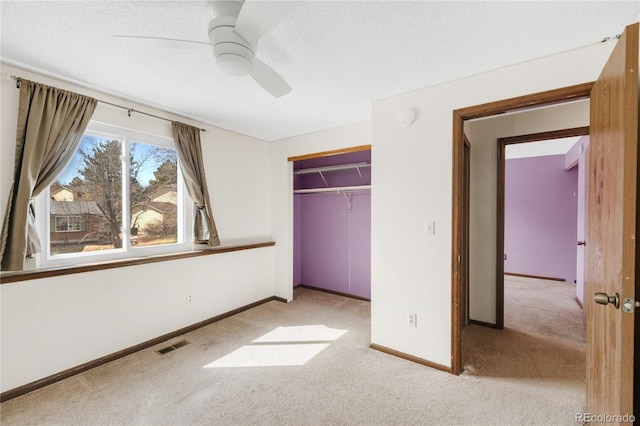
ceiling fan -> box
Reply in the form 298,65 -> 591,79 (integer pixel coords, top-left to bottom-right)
115,1 -> 294,97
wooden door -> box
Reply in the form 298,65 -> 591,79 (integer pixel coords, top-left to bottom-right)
586,22 -> 638,419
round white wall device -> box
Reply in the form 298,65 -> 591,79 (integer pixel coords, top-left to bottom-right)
398,108 -> 416,126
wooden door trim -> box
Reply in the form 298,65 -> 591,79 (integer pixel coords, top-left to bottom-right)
496,126 -> 590,329
497,126 -> 590,145
496,138 -> 505,329
451,83 -> 594,375
454,83 -> 594,120
462,137 -> 471,328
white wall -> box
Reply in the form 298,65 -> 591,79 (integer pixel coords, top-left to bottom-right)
371,39 -> 616,367
269,123 -> 372,301
466,101 -> 589,324
0,64 -> 274,392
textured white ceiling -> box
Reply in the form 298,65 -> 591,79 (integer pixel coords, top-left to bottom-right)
1,1 -> 638,141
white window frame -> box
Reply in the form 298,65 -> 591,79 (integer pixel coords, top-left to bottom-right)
36,122 -> 193,268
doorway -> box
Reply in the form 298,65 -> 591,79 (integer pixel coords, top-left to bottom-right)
453,22 -> 638,415
455,99 -> 592,413
450,83 -> 593,374
459,106 -> 590,405
497,128 -> 589,328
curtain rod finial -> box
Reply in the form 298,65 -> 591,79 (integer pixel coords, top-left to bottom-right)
10,75 -> 22,89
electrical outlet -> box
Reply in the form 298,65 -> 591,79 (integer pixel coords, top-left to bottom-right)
407,313 -> 417,327
186,292 -> 194,304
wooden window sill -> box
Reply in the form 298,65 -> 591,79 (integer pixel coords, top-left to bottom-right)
0,238 -> 275,284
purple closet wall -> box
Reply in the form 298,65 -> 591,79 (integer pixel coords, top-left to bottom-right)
293,195 -> 302,285
293,151 -> 371,299
504,154 -> 578,282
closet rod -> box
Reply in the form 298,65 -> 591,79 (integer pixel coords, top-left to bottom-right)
293,162 -> 370,175
293,185 -> 371,194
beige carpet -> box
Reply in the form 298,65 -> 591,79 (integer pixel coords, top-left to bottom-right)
1,277 -> 585,425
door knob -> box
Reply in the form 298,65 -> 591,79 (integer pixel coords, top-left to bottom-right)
594,292 -> 620,309
577,241 -> 586,246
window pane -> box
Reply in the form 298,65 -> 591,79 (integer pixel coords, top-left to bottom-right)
49,135 -> 123,255
54,215 -> 83,232
129,142 -> 178,247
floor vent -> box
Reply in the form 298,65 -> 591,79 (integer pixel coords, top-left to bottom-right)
156,340 -> 190,355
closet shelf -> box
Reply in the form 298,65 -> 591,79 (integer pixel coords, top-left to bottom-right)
293,162 -> 371,175
295,162 -> 371,188
293,185 -> 371,194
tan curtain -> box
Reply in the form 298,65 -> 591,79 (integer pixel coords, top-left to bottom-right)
172,121 -> 220,246
0,80 -> 97,271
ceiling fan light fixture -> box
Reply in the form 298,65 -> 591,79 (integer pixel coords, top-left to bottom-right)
216,53 -> 252,76
117,0 -> 293,96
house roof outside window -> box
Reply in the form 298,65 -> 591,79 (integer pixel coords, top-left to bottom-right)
50,200 -> 102,216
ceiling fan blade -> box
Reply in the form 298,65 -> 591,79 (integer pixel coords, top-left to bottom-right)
114,35 -> 210,50
235,1 -> 295,43
249,57 -> 292,97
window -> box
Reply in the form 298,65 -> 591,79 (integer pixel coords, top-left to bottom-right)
54,215 -> 84,232
37,123 -> 191,267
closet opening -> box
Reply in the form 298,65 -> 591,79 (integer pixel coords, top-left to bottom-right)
292,148 -> 372,300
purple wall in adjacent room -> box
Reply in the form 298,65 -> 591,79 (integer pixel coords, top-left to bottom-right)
504,154 -> 578,282
293,150 -> 371,299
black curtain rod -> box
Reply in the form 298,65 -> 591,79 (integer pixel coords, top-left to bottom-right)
10,75 -> 206,132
